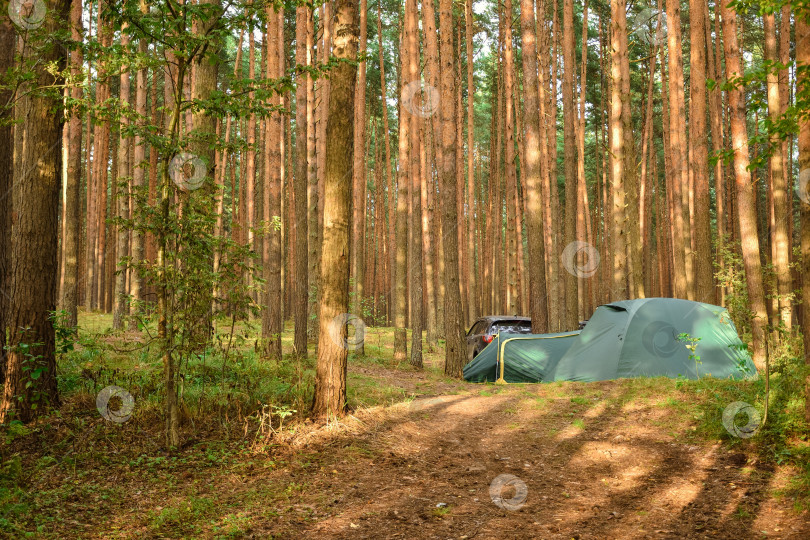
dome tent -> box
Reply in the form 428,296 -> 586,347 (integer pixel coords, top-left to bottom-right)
463,331 -> 581,383
544,298 -> 757,382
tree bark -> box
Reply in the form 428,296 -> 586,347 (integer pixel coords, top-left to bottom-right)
262,7 -> 282,359
720,2 -> 769,372
393,0 -> 414,365
352,0 -> 367,356
377,2 -> 394,326
439,0 -> 466,377
795,13 -> 810,423
306,9 -> 318,336
246,30 -> 257,291
406,0 -> 422,368
0,0 -> 70,423
502,0 -> 518,317
113,28 -> 131,330
0,18 -> 15,382
59,0 -> 83,329
128,0 -> 149,330
608,0 -> 627,301
519,0 -> 549,333
764,11 -> 792,330
690,0 -> 713,303
562,0 -> 578,327
465,0 -> 477,324
707,1 -> 725,305
665,0 -> 690,300
293,5 -> 309,356
312,0 -> 358,419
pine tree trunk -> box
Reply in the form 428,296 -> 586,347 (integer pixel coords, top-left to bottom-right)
0,0 -> 69,423
576,0 -> 590,319
795,14 -> 810,423
377,3 -> 394,326
262,7 -> 283,359
690,0 -> 713,303
352,0 -> 368,356
608,0 -> 628,301
720,2 -> 769,372
406,0 -> 422,367
315,5 -> 332,305
503,0 -> 518,316
439,0 -> 466,377
246,31 -> 257,293
421,124 -> 438,350
312,0 -> 358,419
665,0 -> 691,300
59,0 -> 83,329
562,0 -> 578,327
393,0 -> 414,364
465,0 -> 477,324
128,1 -> 149,330
0,18 -> 14,382
293,6 -> 309,356
537,0 -> 560,328
113,28 -> 131,330
306,10 -> 318,336
764,11 -> 792,330
707,2 -> 725,306
519,0 -> 549,333
455,25 -> 467,325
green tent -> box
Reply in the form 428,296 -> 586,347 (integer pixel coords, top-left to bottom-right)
463,331 -> 582,383
545,298 -> 757,382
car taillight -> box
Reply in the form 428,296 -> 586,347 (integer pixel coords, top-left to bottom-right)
483,334 -> 494,343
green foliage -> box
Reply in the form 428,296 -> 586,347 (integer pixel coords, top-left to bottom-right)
691,341 -> 810,508
678,333 -> 703,378
714,237 -> 753,340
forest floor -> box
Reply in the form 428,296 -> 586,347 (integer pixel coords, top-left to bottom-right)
3,316 -> 810,539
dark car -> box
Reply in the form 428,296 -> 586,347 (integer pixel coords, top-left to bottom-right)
465,316 -> 533,362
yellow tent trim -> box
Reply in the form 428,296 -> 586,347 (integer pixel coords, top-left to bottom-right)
494,333 -> 582,384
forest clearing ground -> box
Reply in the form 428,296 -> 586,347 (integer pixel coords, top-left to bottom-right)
3,319 -> 809,539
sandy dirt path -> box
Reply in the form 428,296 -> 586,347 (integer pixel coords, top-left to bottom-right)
242,380 -> 808,539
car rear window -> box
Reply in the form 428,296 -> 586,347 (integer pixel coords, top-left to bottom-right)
490,321 -> 532,334
468,321 -> 489,335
